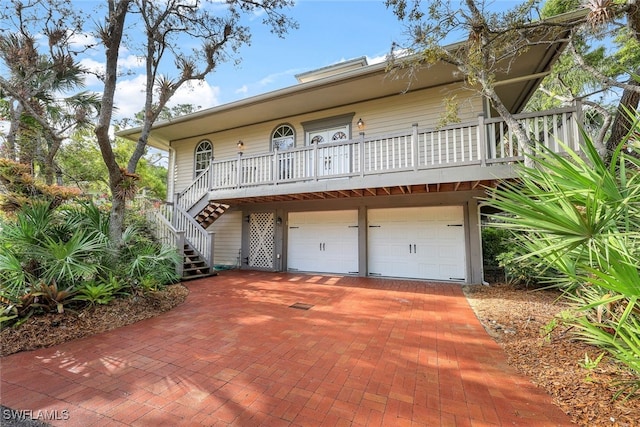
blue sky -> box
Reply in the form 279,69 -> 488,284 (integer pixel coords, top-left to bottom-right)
77,0 -> 413,119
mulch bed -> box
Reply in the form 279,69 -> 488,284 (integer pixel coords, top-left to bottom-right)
464,283 -> 640,427
0,284 -> 189,357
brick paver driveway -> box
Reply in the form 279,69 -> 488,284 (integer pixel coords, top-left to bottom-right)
1,271 -> 572,426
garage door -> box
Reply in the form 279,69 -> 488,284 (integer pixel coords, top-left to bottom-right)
287,210 -> 358,274
368,206 -> 466,281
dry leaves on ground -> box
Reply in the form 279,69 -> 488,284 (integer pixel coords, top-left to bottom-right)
464,283 -> 640,427
0,284 -> 189,357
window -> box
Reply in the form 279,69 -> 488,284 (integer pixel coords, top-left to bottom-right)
194,140 -> 213,177
272,124 -> 295,151
272,124 -> 295,180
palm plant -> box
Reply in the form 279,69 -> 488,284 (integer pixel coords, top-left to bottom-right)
482,112 -> 640,397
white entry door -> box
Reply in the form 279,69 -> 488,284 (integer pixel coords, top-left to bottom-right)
287,210 -> 358,274
368,206 -> 466,281
307,126 -> 350,177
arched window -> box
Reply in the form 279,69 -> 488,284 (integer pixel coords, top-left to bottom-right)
194,140 -> 213,177
271,124 -> 295,151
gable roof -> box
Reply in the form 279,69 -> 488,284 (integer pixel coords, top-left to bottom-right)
119,10 -> 586,150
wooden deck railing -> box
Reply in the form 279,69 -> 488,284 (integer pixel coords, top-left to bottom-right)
201,107 -> 580,192
172,205 -> 214,269
141,201 -> 185,277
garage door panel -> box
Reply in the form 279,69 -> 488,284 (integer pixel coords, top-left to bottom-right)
368,206 -> 466,281
288,210 -> 358,275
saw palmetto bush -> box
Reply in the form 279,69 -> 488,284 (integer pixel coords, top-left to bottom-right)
0,200 -> 179,326
483,115 -> 640,398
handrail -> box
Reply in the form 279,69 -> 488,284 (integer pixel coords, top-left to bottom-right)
140,200 -> 185,277
183,107 -> 580,192
177,161 -> 212,210
173,204 -> 212,268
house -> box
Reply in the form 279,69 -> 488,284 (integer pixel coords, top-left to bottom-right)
119,18 -> 583,284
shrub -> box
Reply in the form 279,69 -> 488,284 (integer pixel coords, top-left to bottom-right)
0,199 -> 180,327
482,111 -> 640,398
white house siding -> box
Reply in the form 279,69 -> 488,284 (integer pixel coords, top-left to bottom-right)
170,83 -> 483,193
208,210 -> 242,268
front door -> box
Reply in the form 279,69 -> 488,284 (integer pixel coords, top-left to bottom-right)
307,126 -> 350,177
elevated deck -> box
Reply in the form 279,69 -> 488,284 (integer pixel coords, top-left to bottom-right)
178,107 -> 581,206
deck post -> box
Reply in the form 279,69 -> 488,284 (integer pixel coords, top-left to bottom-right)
176,230 -> 185,277
313,141 -> 319,181
359,132 -> 365,177
478,114 -> 487,167
208,159 -> 214,190
172,193 -> 180,225
207,230 -> 215,271
273,148 -> 279,184
236,153 -> 243,188
573,99 -> 584,152
412,123 -> 419,171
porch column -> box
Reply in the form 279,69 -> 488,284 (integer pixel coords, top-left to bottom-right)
358,206 -> 367,277
466,199 -> 484,284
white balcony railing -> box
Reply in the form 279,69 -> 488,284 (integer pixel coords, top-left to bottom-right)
141,200 -> 185,277
200,107 -> 580,192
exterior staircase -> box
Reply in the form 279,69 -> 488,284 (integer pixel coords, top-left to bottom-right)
179,201 -> 230,280
143,173 -> 230,280
182,242 -> 214,280
194,202 -> 230,229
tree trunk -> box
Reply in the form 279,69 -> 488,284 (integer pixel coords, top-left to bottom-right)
605,67 -> 640,163
484,86 -> 534,165
94,0 -> 131,245
3,100 -> 22,161
43,135 -> 62,185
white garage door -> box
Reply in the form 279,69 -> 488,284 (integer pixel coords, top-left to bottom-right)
368,206 -> 466,281
287,210 -> 358,275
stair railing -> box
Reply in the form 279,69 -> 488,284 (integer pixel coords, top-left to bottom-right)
141,200 -> 185,277
177,161 -> 213,211
173,204 -> 215,270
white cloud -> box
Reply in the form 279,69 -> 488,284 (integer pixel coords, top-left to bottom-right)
113,76 -> 220,119
68,32 -> 100,52
119,54 -> 145,69
79,58 -> 105,87
168,81 -> 220,111
113,75 -> 147,119
235,85 -> 249,95
258,69 -> 299,87
367,54 -> 389,65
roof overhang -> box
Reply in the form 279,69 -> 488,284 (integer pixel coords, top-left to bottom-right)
118,10 -> 586,151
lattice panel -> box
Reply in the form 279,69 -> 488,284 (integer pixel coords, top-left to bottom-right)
249,212 -> 274,269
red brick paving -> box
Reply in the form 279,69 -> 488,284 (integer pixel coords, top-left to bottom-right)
1,271 -> 573,426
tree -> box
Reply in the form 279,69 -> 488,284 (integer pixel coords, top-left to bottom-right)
0,1 -> 100,184
57,127 -> 168,200
3,0 -> 296,244
93,0 -> 296,244
529,0 -> 640,157
385,0 -> 640,161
